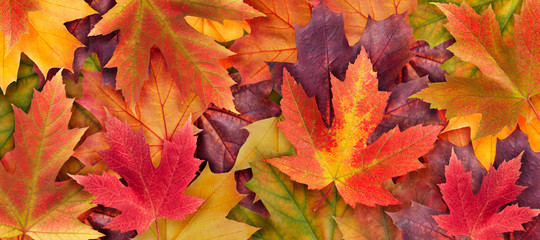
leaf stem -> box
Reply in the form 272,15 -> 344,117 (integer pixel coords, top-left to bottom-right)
527,98 -> 540,122
155,219 -> 161,240
313,183 -> 334,212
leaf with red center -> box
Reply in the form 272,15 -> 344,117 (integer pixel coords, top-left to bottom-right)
412,1 -> 540,138
434,151 -> 540,239
72,114 -> 204,233
266,49 -> 442,207
89,0 -> 262,105
0,74 -> 101,239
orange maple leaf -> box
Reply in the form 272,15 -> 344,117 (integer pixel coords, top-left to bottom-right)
89,0 -> 262,106
267,49 -> 442,207
0,0 -> 96,90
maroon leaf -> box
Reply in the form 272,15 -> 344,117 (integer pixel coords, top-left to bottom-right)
83,205 -> 137,240
358,13 -> 414,91
398,39 -> 454,84
231,73 -> 281,122
65,0 -> 118,86
368,77 -> 443,143
195,104 -> 252,173
494,126 -> 540,239
388,202 -> 455,240
425,140 -> 486,193
234,169 -> 270,218
284,1 -> 358,127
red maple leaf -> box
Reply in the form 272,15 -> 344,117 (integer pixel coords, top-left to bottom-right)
72,114 -> 204,233
434,151 -> 540,239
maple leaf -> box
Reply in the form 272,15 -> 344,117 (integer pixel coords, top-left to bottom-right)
334,204 -> 400,239
411,1 -> 540,139
322,0 -> 417,44
434,151 -> 540,240
283,1 -> 360,127
0,0 -> 96,90
425,140 -> 487,193
195,104 -> 252,173
368,77 -> 443,144
72,114 -> 204,233
410,0 -> 523,47
228,154 -> 353,239
0,74 -> 101,239
387,202 -> 454,240
230,74 -> 281,121
401,39 -> 455,84
438,114 -> 516,169
266,49 -> 442,207
75,48 -> 205,164
89,0 -> 261,106
358,12 -> 414,91
494,126 -> 540,239
227,0 -> 311,85
136,167 -> 259,240
0,56 -> 39,158
65,0 -> 118,85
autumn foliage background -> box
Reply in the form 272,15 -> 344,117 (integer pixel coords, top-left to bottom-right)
0,0 -> 539,239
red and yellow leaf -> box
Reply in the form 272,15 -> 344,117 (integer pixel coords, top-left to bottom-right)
0,0 -> 96,90
267,49 -> 442,207
0,74 -> 101,239
76,49 -> 205,164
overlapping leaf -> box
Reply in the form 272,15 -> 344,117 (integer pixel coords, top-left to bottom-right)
267,49 -> 442,207
0,0 -> 96,90
412,1 -> 540,139
89,0 -> 262,105
411,0 -> 523,47
0,74 -> 101,239
72,115 -> 204,233
227,0 -> 311,85
228,154 -> 352,239
75,48 -> 205,165
137,168 -> 259,240
434,152 -> 540,239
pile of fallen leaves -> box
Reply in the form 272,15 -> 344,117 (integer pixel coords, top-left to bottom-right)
0,0 -> 539,239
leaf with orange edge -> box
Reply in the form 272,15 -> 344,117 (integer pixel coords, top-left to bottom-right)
185,17 -> 250,42
266,49 -> 442,207
412,1 -> 540,139
89,0 -> 261,106
519,94 -> 540,152
0,74 -> 102,239
75,48 -> 205,165
0,0 -> 96,90
228,0 -> 311,85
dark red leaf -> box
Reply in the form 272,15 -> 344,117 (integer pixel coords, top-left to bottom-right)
195,104 -> 252,173
388,202 -> 455,240
284,1 -> 358,127
368,77 -> 443,143
425,140 -> 486,193
358,13 -> 414,91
